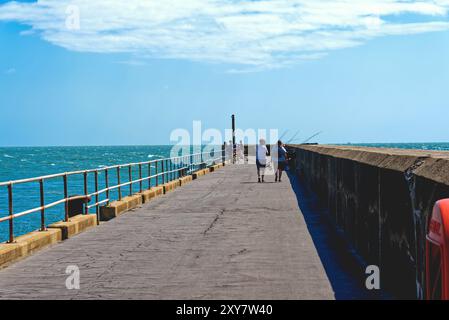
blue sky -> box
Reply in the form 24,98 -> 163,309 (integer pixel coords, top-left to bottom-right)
1,0 -> 449,146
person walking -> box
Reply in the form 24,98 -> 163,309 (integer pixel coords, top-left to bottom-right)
237,140 -> 244,163
256,139 -> 268,183
225,140 -> 232,163
274,140 -> 288,182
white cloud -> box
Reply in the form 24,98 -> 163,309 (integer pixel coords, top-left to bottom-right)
0,0 -> 448,70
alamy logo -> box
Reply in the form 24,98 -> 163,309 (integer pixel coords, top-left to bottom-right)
65,265 -> 80,290
365,265 -> 380,290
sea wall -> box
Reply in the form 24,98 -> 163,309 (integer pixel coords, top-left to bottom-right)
289,144 -> 449,299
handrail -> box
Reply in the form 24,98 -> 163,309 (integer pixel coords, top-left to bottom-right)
0,148 -> 227,243
0,151 -> 210,187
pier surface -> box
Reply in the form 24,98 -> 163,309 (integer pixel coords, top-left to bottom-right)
0,164 -> 334,300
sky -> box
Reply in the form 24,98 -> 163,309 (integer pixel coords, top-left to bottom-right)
0,0 -> 449,146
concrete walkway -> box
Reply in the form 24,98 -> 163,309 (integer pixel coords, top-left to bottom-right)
0,164 -> 334,300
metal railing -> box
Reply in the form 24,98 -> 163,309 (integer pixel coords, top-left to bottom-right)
0,149 -> 225,243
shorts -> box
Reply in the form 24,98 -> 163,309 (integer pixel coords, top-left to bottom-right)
277,161 -> 286,170
256,160 -> 266,169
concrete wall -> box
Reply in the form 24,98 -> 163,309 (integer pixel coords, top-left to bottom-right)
289,145 -> 449,299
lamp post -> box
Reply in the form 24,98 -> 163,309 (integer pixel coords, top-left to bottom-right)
231,114 -> 236,163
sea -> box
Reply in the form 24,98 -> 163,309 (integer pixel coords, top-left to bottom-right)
1,143 -> 449,242
343,142 -> 449,151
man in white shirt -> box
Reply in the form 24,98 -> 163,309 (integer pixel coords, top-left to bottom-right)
256,139 -> 268,183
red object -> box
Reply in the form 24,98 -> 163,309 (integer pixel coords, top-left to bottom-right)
426,199 -> 449,300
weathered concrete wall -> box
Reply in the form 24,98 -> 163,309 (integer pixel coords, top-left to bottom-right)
289,145 -> 449,299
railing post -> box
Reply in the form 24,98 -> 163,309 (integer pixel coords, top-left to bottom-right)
155,161 -> 159,187
182,157 -> 184,177
84,171 -> 88,214
117,167 -> 122,201
94,171 -> 99,223
63,174 -> 69,222
162,160 -> 165,184
128,165 -> 133,196
39,179 -> 45,231
148,163 -> 151,189
7,183 -> 14,243
105,169 -> 110,206
183,156 -> 186,177
167,160 -> 170,182
194,154 -> 197,172
139,164 -> 142,193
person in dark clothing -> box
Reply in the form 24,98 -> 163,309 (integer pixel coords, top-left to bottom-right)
273,140 -> 288,182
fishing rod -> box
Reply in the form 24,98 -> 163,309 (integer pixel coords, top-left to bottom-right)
278,130 -> 289,142
286,130 -> 301,144
302,131 -> 323,144
285,131 -> 322,144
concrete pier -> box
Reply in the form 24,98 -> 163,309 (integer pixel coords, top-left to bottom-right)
0,164 -> 336,300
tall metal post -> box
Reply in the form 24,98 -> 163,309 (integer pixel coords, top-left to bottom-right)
222,143 -> 226,166
231,114 -> 236,164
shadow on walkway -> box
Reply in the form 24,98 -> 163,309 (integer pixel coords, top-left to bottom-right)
241,181 -> 277,184
287,171 -> 390,300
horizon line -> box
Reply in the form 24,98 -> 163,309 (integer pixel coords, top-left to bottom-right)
1,141 -> 449,148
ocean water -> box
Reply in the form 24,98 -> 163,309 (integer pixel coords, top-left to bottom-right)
1,143 -> 448,242
344,142 -> 449,151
